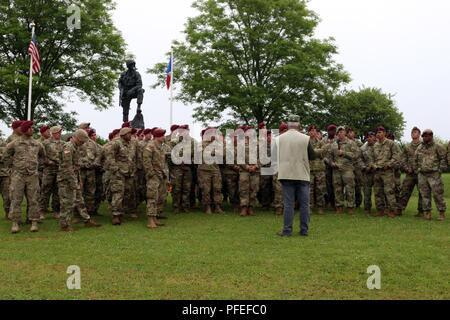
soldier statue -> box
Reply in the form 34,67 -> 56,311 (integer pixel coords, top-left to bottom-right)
118,60 -> 145,128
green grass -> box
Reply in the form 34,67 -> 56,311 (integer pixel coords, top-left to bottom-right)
0,175 -> 449,300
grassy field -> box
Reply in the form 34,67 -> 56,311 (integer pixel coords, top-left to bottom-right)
0,175 -> 449,300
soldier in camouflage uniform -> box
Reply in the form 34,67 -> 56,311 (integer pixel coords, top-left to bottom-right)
58,130 -> 101,231
347,128 -> 364,208
3,121 -> 45,233
222,132 -> 240,211
108,127 -> 136,225
329,127 -> 356,214
398,127 -> 424,217
414,129 -> 447,221
143,128 -> 167,229
40,126 -> 64,219
0,138 -> 11,219
323,124 -> 337,209
238,127 -> 260,217
371,127 -> 402,218
360,132 -> 376,214
387,132 -> 402,207
88,129 -> 105,216
308,125 -> 327,214
37,126 -> 50,219
257,123 -> 273,209
198,128 -> 224,214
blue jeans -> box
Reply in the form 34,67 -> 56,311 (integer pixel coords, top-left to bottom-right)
281,180 -> 310,235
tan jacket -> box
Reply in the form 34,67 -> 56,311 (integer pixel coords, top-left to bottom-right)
276,129 -> 311,182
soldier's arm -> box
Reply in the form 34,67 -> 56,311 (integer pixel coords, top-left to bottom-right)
437,144 -> 448,172
38,141 -> 46,164
389,142 -> 402,169
2,141 -> 15,168
108,141 -> 119,172
142,145 -> 154,175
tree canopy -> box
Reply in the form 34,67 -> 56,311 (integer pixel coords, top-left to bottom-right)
0,0 -> 126,130
149,0 -> 350,128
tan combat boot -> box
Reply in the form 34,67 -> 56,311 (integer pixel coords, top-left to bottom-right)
388,211 -> 397,218
112,215 -> 121,225
205,205 -> 212,215
85,219 -> 102,228
424,212 -> 432,221
214,205 -> 224,214
248,207 -> 255,216
240,207 -> 248,217
147,217 -> 158,229
438,212 -> 445,221
11,222 -> 20,234
30,221 -> 39,233
275,208 -> 283,216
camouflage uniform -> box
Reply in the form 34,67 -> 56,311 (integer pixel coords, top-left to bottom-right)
170,137 -> 194,212
79,139 -> 100,214
40,137 -> 63,214
198,140 -> 223,209
309,138 -> 327,209
58,140 -> 92,227
136,139 -> 148,204
398,141 -> 423,213
0,139 -> 11,217
371,138 -> 401,213
323,138 -> 335,208
93,142 -> 104,214
101,140 -> 114,204
272,174 -> 283,210
414,141 -> 447,214
143,140 -> 167,217
361,142 -> 375,211
222,142 -> 240,208
239,141 -> 260,208
351,139 -> 364,208
330,138 -> 356,209
258,138 -> 273,208
3,136 -> 45,223
108,137 -> 136,217
127,137 -> 140,214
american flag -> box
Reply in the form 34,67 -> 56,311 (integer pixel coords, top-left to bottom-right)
28,34 -> 41,74
165,56 -> 172,90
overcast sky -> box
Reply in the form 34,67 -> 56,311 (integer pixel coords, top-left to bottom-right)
4,0 -> 450,140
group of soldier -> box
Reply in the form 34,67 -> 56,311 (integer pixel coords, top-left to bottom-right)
0,118 -> 447,234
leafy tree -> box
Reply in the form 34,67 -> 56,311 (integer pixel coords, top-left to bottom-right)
149,0 -> 350,128
0,0 -> 126,131
329,87 -> 405,140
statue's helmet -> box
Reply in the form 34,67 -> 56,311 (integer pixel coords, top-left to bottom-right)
126,60 -> 136,69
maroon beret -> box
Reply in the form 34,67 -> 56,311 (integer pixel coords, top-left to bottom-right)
143,129 -> 152,135
122,122 -> 131,128
170,125 -> 180,132
112,129 -> 121,137
40,126 -> 50,134
153,128 -> 166,138
376,126 -> 386,133
20,120 -> 34,133
88,129 -> 96,137
327,124 -> 337,132
12,120 -> 24,130
179,125 -> 189,130
108,133 -> 114,140
258,122 -> 266,130
279,122 -> 288,132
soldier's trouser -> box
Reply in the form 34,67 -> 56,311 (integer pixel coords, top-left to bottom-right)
363,172 -> 375,211
103,171 -> 112,203
239,172 -> 260,207
223,172 -> 239,206
158,176 -> 168,213
124,175 -> 137,214
80,169 -> 96,214
418,172 -> 446,212
121,89 -> 145,122
374,169 -> 397,212
354,168 -> 363,208
40,167 -> 60,213
310,171 -> 326,208
325,166 -> 335,208
136,169 -> 146,203
110,173 -> 134,216
59,175 -> 91,226
198,170 -> 222,206
95,169 -> 104,212
172,166 -> 192,209
273,175 -> 283,209
398,173 -> 423,212
0,176 -> 11,218
258,175 -> 273,207
9,172 -> 40,223
333,169 -> 355,208
146,175 -> 165,217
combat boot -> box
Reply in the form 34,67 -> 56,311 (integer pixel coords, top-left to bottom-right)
248,207 -> 255,216
377,210 -> 386,217
39,211 -> 45,221
112,215 -> 121,226
275,208 -> 283,216
335,207 -> 343,214
424,212 -> 432,221
85,219 -> 102,228
388,211 -> 396,218
205,205 -> 212,215
240,207 -> 248,217
60,225 -> 74,232
147,217 -> 158,229
214,206 -> 224,214
438,212 -> 445,221
30,221 -> 39,233
11,222 -> 20,234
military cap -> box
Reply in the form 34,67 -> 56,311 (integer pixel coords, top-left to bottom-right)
12,120 -> 23,130
74,129 -> 89,143
40,126 -> 50,134
143,129 -> 152,135
50,126 -> 62,134
258,122 -> 266,130
108,132 -> 114,140
122,122 -> 131,128
422,129 -> 433,137
376,126 -> 386,133
287,115 -> 300,123
120,127 -> 133,136
131,128 -> 137,135
87,129 -> 97,137
153,128 -> 166,138
79,122 -> 91,130
63,133 -> 73,142
20,121 -> 34,132
327,124 -> 337,132
346,127 -> 354,133
411,126 -> 421,134
112,129 -> 121,137
170,124 -> 180,132
279,122 -> 288,132
336,126 -> 346,133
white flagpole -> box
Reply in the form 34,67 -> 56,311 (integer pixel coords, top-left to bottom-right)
27,22 -> 35,121
170,51 -> 174,126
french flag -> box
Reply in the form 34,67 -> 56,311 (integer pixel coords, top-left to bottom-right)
165,55 -> 173,90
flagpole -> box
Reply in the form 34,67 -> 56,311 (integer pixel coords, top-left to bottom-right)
170,50 -> 174,127
27,22 -> 35,121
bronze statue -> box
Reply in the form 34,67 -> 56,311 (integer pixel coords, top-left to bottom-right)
118,60 -> 145,128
